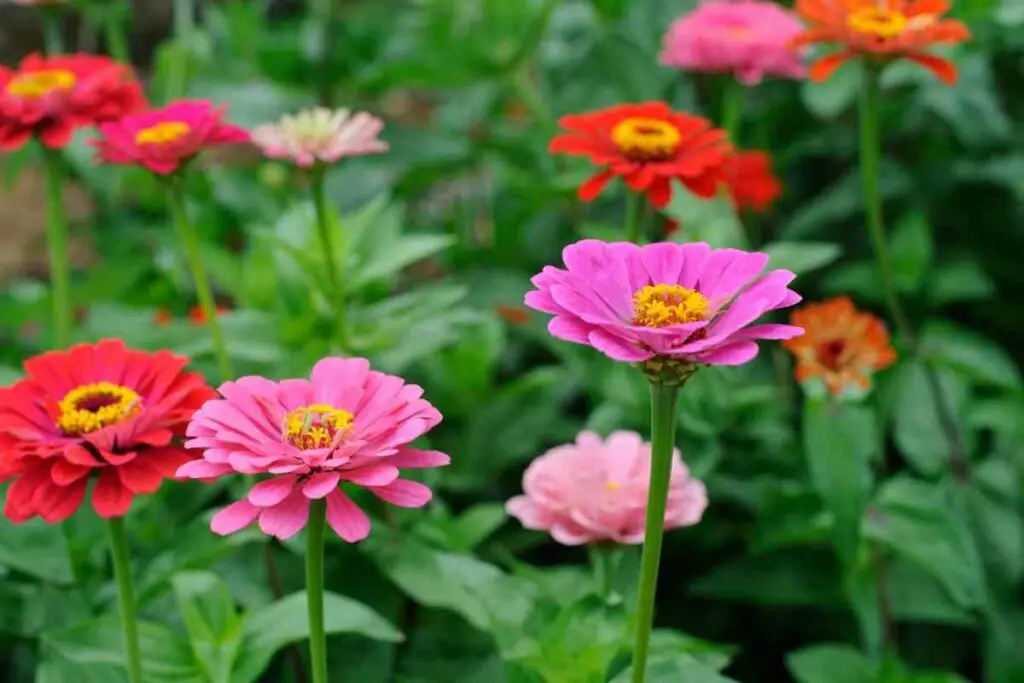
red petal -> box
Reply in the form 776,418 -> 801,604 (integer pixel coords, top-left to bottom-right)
51,460 -> 90,486
64,443 -> 103,466
117,459 -> 163,494
92,469 -> 134,518
578,170 -> 615,202
36,478 -> 88,523
809,50 -> 856,82
905,52 -> 958,84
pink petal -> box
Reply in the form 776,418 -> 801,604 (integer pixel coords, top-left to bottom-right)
257,490 -> 310,540
696,340 -> 760,365
370,479 -> 433,508
343,464 -> 399,487
384,448 -> 451,469
302,472 -> 341,499
211,499 -> 261,535
587,330 -> 652,362
248,475 -> 298,507
325,489 -> 371,542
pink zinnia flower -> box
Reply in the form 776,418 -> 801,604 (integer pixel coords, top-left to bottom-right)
90,100 -> 249,174
506,431 -> 707,545
177,357 -> 450,542
251,107 -> 388,167
660,0 -> 807,85
525,240 -> 803,365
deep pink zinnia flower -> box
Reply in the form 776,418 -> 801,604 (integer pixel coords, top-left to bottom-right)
90,100 -> 249,174
660,1 -> 807,85
0,340 -> 216,523
506,431 -> 707,545
177,357 -> 450,542
525,240 -> 803,365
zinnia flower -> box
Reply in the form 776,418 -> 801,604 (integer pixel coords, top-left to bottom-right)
524,239 -> 803,366
722,150 -> 782,213
177,357 -> 450,541
660,0 -> 807,84
0,53 -> 145,151
792,0 -> 971,83
90,100 -> 249,174
0,340 -> 215,523
782,296 -> 896,395
549,102 -> 730,209
251,107 -> 388,167
506,431 -> 707,545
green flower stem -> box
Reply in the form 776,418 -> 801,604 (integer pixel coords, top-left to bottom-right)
108,517 -> 143,683
311,169 -> 348,349
41,7 -> 65,55
625,192 -> 644,244
314,0 -> 340,106
306,499 -> 328,683
721,79 -> 743,147
42,147 -> 72,348
588,544 -> 614,601
167,182 -> 233,382
630,380 -> 680,683
168,0 -> 195,100
103,6 -> 132,65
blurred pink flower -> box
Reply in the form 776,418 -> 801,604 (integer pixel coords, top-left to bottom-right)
506,431 -> 707,545
90,100 -> 249,174
660,0 -> 807,85
177,357 -> 449,542
251,107 -> 388,167
524,240 -> 803,366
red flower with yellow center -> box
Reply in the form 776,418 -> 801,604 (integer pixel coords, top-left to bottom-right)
791,0 -> 970,83
721,150 -> 782,213
549,102 -> 730,209
782,297 -> 896,396
0,53 -> 145,151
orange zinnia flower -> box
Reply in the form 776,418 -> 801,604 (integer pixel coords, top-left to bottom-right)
721,150 -> 782,213
791,0 -> 971,84
783,297 -> 896,396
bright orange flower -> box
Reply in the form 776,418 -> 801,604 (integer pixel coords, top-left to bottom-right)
187,305 -> 228,325
783,297 -> 896,395
722,150 -> 782,213
791,0 -> 971,84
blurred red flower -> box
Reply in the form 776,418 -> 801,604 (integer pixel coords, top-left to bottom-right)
722,150 -> 782,213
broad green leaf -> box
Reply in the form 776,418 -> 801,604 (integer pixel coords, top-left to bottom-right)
762,242 -> 842,276
349,234 -> 457,288
612,654 -> 740,683
801,61 -> 861,119
0,514 -> 73,585
692,548 -> 843,607
172,572 -> 243,683
664,191 -> 744,248
920,321 -> 1022,390
925,260 -> 995,306
890,212 -> 934,293
787,644 -> 872,683
891,361 -> 967,477
966,459 -> 1024,588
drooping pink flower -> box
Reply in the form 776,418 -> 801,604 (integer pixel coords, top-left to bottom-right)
177,357 -> 449,542
660,1 -> 807,85
90,100 -> 249,174
506,431 -> 707,545
525,240 -> 803,366
251,107 -> 388,167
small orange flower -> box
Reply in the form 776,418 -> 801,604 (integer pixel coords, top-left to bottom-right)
783,297 -> 896,395
154,308 -> 173,326
187,305 -> 228,325
792,0 -> 971,84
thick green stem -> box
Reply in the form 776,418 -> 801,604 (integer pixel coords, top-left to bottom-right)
103,8 -> 132,64
306,500 -> 328,683
625,192 -> 644,244
720,79 -> 743,148
167,183 -> 233,382
630,381 -> 680,683
108,518 -> 143,683
42,148 -> 72,348
311,170 -> 347,348
41,7 -> 64,55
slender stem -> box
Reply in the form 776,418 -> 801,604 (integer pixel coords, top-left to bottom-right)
306,500 -> 328,683
103,7 -> 132,64
42,148 -> 72,348
315,0 -> 339,106
41,7 -> 64,55
108,518 -> 143,683
168,0 -> 196,100
588,545 -> 613,601
311,170 -> 347,348
720,79 -> 743,148
625,192 -> 644,244
870,543 -> 896,658
630,381 -> 680,683
167,182 -> 233,382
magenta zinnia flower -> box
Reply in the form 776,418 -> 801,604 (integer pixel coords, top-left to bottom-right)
506,430 -> 707,545
251,107 -> 388,167
525,240 -> 803,365
660,0 -> 807,85
177,357 -> 449,541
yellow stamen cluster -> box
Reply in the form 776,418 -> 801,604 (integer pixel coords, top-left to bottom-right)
57,382 -> 142,436
633,284 -> 709,328
7,70 -> 77,99
135,121 -> 191,145
610,118 -> 681,161
847,7 -> 908,38
284,403 -> 354,451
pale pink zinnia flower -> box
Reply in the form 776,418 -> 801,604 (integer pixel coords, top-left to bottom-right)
251,107 -> 388,167
525,240 -> 803,366
506,431 -> 707,545
660,0 -> 807,85
176,357 -> 449,542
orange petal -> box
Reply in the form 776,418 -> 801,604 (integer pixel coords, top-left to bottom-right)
905,52 -> 958,84
808,50 -> 857,81
578,169 -> 615,202
906,0 -> 951,17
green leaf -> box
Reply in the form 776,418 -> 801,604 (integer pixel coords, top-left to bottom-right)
966,459 -> 1024,588
350,234 -> 457,289
612,654 -> 740,683
801,61 -> 862,119
891,361 -> 967,477
920,321 -> 1021,390
664,191 -> 745,248
172,572 -> 243,683
0,513 -> 73,584
787,644 -> 872,683
762,242 -> 843,276
889,212 -> 934,293
925,260 -> 995,306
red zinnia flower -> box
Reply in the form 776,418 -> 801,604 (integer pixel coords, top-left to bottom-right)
0,53 -> 145,151
90,100 -> 250,175
791,0 -> 971,84
549,102 -> 730,209
0,340 -> 215,523
722,150 -> 782,213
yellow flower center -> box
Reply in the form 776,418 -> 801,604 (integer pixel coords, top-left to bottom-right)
283,403 -> 354,451
134,121 -> 191,146
605,480 -> 622,492
7,69 -> 77,99
633,284 -> 709,328
847,6 -> 908,38
57,382 -> 142,436
610,118 -> 681,162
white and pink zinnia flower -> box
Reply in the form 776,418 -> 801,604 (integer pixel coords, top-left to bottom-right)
177,357 -> 449,542
251,107 -> 388,167
506,431 -> 707,545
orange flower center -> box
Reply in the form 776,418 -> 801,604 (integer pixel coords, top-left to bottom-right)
7,69 -> 77,99
817,338 -> 848,371
135,121 -> 191,145
283,403 -> 354,451
611,118 -> 681,161
57,382 -> 142,435
633,284 -> 709,328
846,6 -> 908,38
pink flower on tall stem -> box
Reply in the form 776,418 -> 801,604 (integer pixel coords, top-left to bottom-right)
251,107 -> 388,167
90,100 -> 249,174
178,357 -> 450,541
507,431 -> 707,545
660,0 -> 807,84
